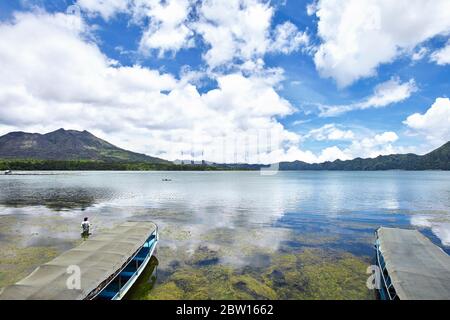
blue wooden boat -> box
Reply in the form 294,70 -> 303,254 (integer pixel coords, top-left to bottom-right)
92,224 -> 158,300
0,221 -> 158,300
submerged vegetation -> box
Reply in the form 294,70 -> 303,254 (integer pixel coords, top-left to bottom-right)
0,245 -> 58,288
0,210 -> 375,299
126,245 -> 373,300
0,215 -> 81,288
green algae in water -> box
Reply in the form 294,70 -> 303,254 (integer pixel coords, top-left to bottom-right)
231,275 -> 277,300
160,225 -> 192,241
0,245 -> 59,288
131,247 -> 374,300
186,245 -> 220,266
146,266 -> 277,300
265,249 -> 374,300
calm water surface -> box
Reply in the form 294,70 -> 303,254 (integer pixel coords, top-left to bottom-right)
1,171 -> 449,299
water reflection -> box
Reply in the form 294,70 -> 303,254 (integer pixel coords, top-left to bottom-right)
411,215 -> 450,246
0,171 -> 449,299
0,183 -> 112,210
125,256 -> 159,300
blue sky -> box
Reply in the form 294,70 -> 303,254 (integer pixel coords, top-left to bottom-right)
0,0 -> 449,163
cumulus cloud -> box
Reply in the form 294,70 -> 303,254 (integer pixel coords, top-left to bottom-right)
316,146 -> 350,162
134,0 -> 195,56
78,0 -> 195,56
194,0 -> 309,69
268,21 -> 309,55
291,117 -> 404,162
404,97 -> 450,146
430,41 -> 450,65
318,131 -> 399,162
194,0 -> 273,68
76,0 -> 309,67
319,77 -> 417,117
305,124 -> 354,141
313,0 -> 450,86
0,11 -> 310,164
302,123 -> 401,162
77,0 -> 196,57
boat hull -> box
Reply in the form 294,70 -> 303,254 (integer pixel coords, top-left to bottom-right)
112,238 -> 158,300
93,230 -> 158,300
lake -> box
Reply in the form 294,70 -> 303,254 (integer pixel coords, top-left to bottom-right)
1,171 -> 449,299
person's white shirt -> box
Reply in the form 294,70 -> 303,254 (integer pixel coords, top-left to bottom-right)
81,220 -> 91,233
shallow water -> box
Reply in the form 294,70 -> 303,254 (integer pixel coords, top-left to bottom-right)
0,171 -> 449,299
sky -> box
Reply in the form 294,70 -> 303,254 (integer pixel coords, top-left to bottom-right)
0,0 -> 449,164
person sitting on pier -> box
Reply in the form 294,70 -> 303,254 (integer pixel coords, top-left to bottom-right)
81,217 -> 91,239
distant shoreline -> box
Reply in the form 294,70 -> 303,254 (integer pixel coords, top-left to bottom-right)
2,168 -> 449,174
0,159 -> 257,172
1,146 -> 450,172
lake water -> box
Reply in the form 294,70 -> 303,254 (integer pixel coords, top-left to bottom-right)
1,171 -> 449,299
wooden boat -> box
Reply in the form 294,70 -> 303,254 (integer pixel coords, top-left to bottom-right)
375,227 -> 450,300
0,221 -> 158,300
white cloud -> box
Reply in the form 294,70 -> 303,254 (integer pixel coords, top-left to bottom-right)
306,1 -> 317,16
404,97 -> 450,146
134,0 -> 195,56
195,1 -> 308,69
269,21 -> 309,55
430,41 -> 450,65
302,123 -> 401,162
373,131 -> 398,144
77,0 -> 129,20
306,124 -> 354,141
338,131 -> 400,160
202,73 -> 293,119
324,131 -> 399,161
313,0 -> 450,86
77,0 -> 194,56
362,78 -> 417,108
0,11 -> 308,164
317,146 -> 350,162
194,0 -> 272,68
76,0 -> 309,68
319,77 -> 417,117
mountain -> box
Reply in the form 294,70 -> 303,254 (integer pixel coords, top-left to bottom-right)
0,129 -> 168,163
419,141 -> 450,170
278,141 -> 450,170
